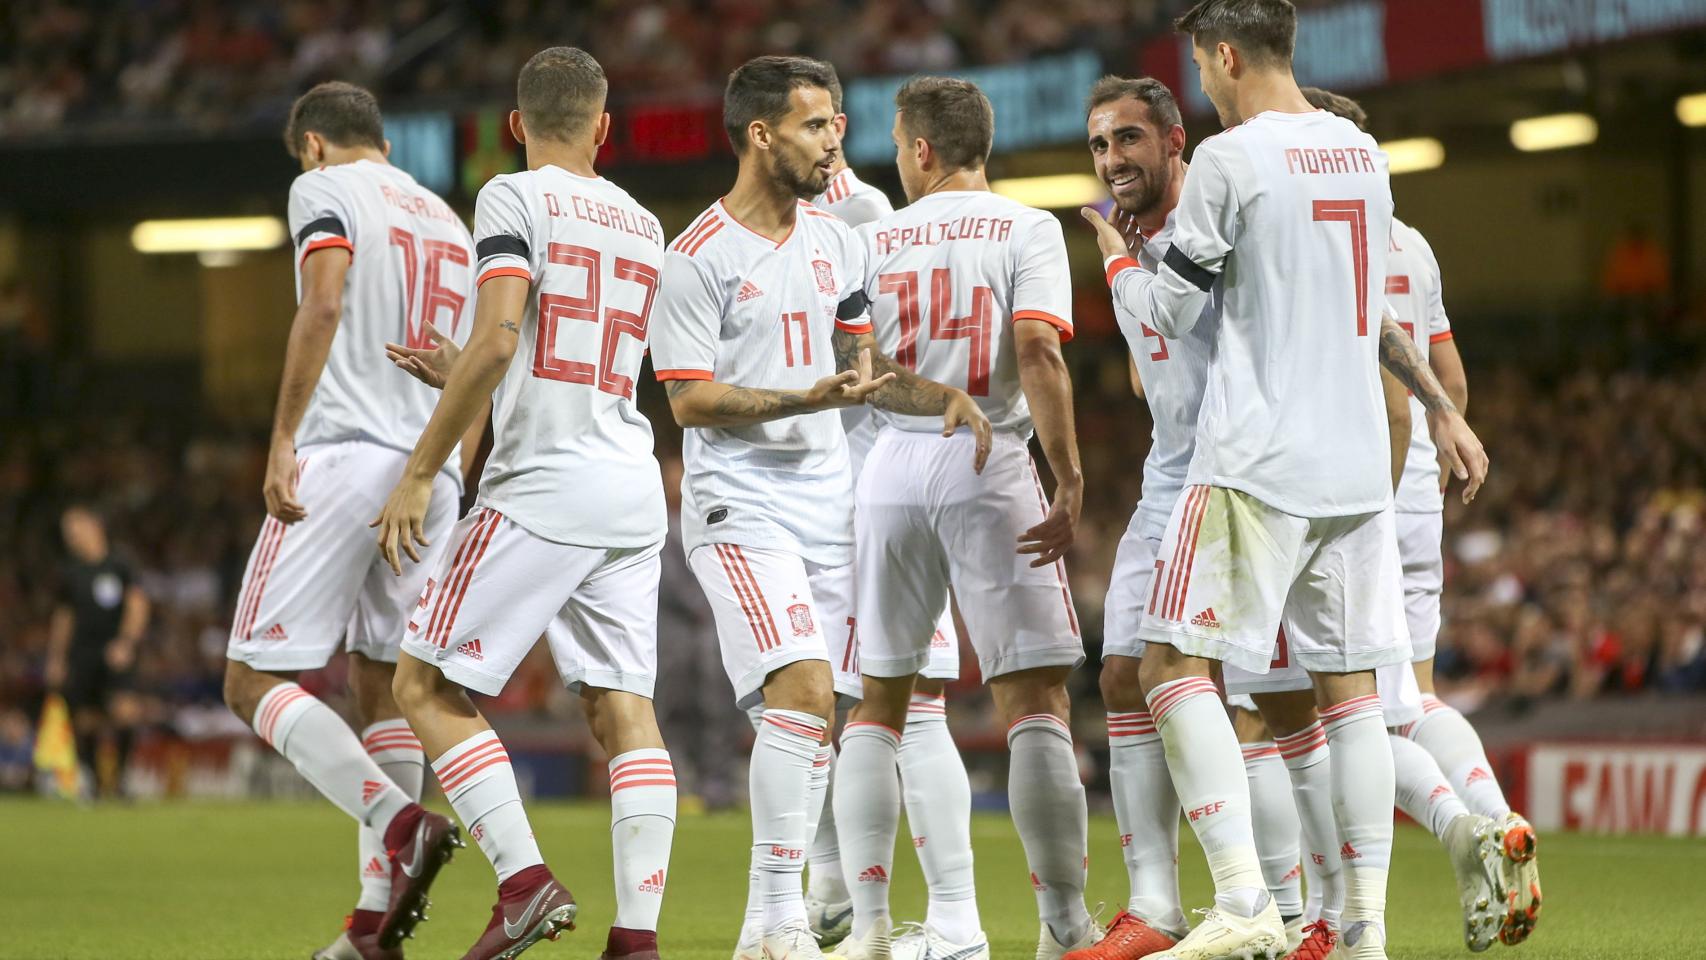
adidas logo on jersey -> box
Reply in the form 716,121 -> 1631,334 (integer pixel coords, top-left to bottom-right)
457,639 -> 485,661
1190,608 -> 1221,629
361,780 -> 385,806
263,623 -> 289,641
638,869 -> 666,894
363,856 -> 387,878
857,865 -> 889,884
736,280 -> 764,302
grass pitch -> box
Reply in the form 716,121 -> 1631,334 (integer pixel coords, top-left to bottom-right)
0,799 -> 1694,959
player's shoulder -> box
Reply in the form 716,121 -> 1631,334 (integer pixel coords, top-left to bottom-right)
289,162 -> 356,199
799,198 -> 846,227
667,203 -> 738,272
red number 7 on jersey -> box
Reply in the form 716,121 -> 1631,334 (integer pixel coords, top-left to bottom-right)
1312,199 -> 1369,336
534,242 -> 659,399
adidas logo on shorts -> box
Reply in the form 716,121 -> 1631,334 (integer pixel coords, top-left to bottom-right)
1190,607 -> 1221,629
857,865 -> 889,884
457,639 -> 485,661
638,869 -> 666,894
263,623 -> 289,641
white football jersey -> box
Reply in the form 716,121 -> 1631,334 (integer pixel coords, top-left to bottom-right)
1107,206 -> 1219,527
857,190 -> 1073,437
470,167 -> 669,547
814,166 -> 896,472
287,159 -> 473,480
651,200 -> 870,566
1386,218 -> 1453,515
1117,111 -> 1395,518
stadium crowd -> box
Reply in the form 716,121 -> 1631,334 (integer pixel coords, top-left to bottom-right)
1,0 -> 1338,137
3,308 -> 1704,791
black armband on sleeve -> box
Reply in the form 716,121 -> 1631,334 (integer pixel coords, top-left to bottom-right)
475,235 -> 529,261
295,216 -> 347,245
1163,246 -> 1217,293
836,290 -> 870,321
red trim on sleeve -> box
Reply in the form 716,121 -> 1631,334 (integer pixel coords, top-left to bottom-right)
655,368 -> 714,382
1429,331 -> 1454,345
834,319 -> 874,335
300,237 -> 353,262
1013,310 -> 1073,343
477,266 -> 531,286
1104,255 -> 1141,288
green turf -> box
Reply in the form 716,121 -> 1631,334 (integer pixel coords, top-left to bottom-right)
0,799 -> 1695,959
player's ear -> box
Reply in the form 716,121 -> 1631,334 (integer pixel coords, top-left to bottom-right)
381,139 -> 392,159
509,110 -> 527,146
833,113 -> 848,139
1167,123 -> 1186,158
593,112 -> 612,148
915,137 -> 931,172
747,120 -> 770,153
1219,42 -> 1239,78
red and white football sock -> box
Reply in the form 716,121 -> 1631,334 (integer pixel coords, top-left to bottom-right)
1276,720 -> 1342,929
1243,741 -> 1303,920
609,749 -> 676,934
805,743 -> 848,907
751,709 -> 827,931
901,692 -> 980,943
355,719 -> 425,912
1390,734 -> 1468,840
431,729 -> 543,883
251,682 -> 411,833
1106,710 -> 1184,935
1008,714 -> 1092,946
1321,695 -> 1393,928
1146,677 -> 1267,918
834,721 -> 902,938
1406,695 -> 1512,819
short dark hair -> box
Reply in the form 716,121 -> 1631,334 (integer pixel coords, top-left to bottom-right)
1085,75 -> 1183,132
824,65 -> 845,114
723,56 -> 839,153
1300,86 -> 1368,131
894,76 -> 995,171
517,47 -> 608,142
284,82 -> 384,158
1176,0 -> 1297,67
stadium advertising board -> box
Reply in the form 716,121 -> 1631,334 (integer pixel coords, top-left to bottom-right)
1525,743 -> 1706,837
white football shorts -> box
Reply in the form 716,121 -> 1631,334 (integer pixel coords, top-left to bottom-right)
1396,511 -> 1444,662
1102,507 -> 1169,661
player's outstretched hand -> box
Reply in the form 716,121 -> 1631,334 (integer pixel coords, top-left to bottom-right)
263,439 -> 308,524
385,320 -> 460,389
1018,478 -> 1082,567
942,390 -> 992,474
371,477 -> 435,576
809,348 -> 895,408
1081,206 -> 1136,263
1427,408 -> 1489,504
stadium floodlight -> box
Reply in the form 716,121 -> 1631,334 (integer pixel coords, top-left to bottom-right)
131,217 -> 288,254
1509,113 -> 1597,152
989,174 -> 1106,210
1380,137 -> 1444,175
1677,92 -> 1706,127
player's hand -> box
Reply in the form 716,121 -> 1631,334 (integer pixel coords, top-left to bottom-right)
44,656 -> 66,691
809,348 -> 896,409
1426,408 -> 1489,504
1081,206 -> 1137,263
104,640 -> 135,672
385,320 -> 461,389
942,390 -> 992,474
263,439 -> 308,524
371,476 -> 435,576
1018,477 -> 1082,567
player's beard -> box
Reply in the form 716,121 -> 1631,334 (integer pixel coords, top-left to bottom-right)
1110,161 -> 1170,222
773,146 -> 830,200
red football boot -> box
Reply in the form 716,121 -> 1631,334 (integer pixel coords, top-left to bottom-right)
459,864 -> 578,960
600,926 -> 661,960
1282,920 -> 1337,960
378,803 -> 465,947
1062,910 -> 1179,960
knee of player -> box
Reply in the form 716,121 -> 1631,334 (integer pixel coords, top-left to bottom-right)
389,655 -> 438,712
581,688 -> 664,753
1098,655 -> 1145,709
221,662 -> 262,721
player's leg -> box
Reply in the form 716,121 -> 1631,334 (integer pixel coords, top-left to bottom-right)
688,544 -> 836,959
806,556 -> 864,948
1134,486 -> 1300,959
834,673 -> 913,960
1288,510 -> 1409,960
898,672 -> 979,949
1071,510 -> 1184,960
393,508 -> 590,956
1245,685 -> 1339,957
1387,732 -> 1505,952
554,544 -> 676,960
1230,703 -> 1304,947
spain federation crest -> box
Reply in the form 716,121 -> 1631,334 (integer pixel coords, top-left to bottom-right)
787,602 -> 816,637
811,259 -> 835,294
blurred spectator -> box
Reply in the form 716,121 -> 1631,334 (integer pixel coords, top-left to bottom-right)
1600,222 -> 1670,303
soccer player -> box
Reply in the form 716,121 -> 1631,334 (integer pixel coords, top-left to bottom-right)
1080,2 -> 1488,957
834,77 -> 1093,960
46,505 -> 149,800
1300,84 -> 1540,950
373,47 -> 677,960
803,69 -> 977,951
219,81 -> 477,959
649,55 -> 990,960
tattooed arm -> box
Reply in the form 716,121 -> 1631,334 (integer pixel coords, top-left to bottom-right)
832,328 -> 993,471
664,348 -> 894,429
373,274 -> 526,574
1378,312 -> 1488,502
